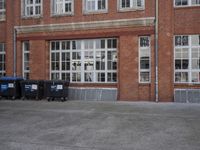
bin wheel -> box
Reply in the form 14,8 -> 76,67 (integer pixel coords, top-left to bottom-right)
12,96 -> 16,100
62,97 -> 66,102
22,97 -> 25,100
47,98 -> 51,102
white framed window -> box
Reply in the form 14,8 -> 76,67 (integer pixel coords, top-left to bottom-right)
118,0 -> 145,11
0,0 -> 5,21
22,0 -> 42,17
50,38 -> 117,83
174,0 -> 200,7
174,35 -> 200,83
22,41 -> 30,79
83,0 -> 108,13
139,36 -> 151,83
0,43 -> 6,77
51,0 -> 74,16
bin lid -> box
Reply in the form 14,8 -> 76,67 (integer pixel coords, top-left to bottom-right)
0,76 -> 24,81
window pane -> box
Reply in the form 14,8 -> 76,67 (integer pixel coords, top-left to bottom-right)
140,37 -> 150,47
192,72 -> 199,82
175,36 -> 182,46
140,72 -> 150,82
191,35 -> 200,46
191,0 -> 200,5
182,36 -> 189,46
182,0 -> 188,5
85,72 -> 93,82
140,59 -> 149,69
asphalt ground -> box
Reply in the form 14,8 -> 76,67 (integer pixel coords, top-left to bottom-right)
0,100 -> 200,150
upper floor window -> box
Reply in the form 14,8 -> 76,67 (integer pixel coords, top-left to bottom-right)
83,0 -> 108,14
175,0 -> 200,7
22,0 -> 42,17
52,0 -> 74,16
119,0 -> 145,11
0,0 -> 5,21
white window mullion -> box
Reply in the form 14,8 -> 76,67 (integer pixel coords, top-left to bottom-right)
105,40 -> 108,83
59,41 -> 62,80
189,36 -> 192,83
81,40 -> 84,83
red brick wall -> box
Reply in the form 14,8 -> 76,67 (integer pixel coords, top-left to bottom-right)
158,0 -> 174,102
29,40 -> 47,80
3,0 -> 200,101
0,23 -> 6,42
119,34 -> 155,101
174,7 -> 200,35
19,0 -> 155,26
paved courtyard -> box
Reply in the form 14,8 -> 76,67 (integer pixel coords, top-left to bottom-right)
0,100 -> 200,150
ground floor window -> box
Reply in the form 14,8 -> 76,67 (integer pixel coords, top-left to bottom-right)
50,38 -> 117,83
139,36 -> 151,83
0,43 -> 5,77
22,41 -> 30,79
174,35 -> 200,83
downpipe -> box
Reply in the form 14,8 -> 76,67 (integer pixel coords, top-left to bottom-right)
13,28 -> 17,77
155,0 -> 159,102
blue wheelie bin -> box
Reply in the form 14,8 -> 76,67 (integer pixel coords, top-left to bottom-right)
0,77 -> 24,100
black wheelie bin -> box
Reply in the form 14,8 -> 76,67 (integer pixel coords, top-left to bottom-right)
0,77 -> 24,100
44,80 -> 69,101
20,80 -> 44,100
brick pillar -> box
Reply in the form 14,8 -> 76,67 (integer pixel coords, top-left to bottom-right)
158,0 -> 174,102
29,40 -> 48,80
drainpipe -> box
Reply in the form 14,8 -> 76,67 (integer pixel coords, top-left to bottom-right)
13,28 -> 17,77
155,0 -> 159,102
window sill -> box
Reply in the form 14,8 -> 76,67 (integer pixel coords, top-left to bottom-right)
118,8 -> 145,13
83,10 -> 108,15
174,82 -> 200,85
21,15 -> 43,20
139,82 -> 151,85
174,5 -> 200,9
0,19 -> 6,22
51,13 -> 74,17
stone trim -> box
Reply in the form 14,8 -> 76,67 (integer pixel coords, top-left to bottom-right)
15,17 -> 155,34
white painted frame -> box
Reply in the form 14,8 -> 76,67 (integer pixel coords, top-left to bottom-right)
51,0 -> 74,16
22,41 -> 30,79
138,36 -> 151,83
0,0 -> 5,21
50,38 -> 118,83
174,35 -> 200,84
174,0 -> 200,7
118,0 -> 145,12
83,0 -> 108,14
0,43 -> 5,77
22,0 -> 43,18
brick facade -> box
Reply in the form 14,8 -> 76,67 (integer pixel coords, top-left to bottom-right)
0,0 -> 200,101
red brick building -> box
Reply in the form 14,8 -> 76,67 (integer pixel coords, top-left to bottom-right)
0,0 -> 200,102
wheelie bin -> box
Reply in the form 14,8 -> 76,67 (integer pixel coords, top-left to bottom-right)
0,77 -> 24,100
44,80 -> 69,101
20,80 -> 44,100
